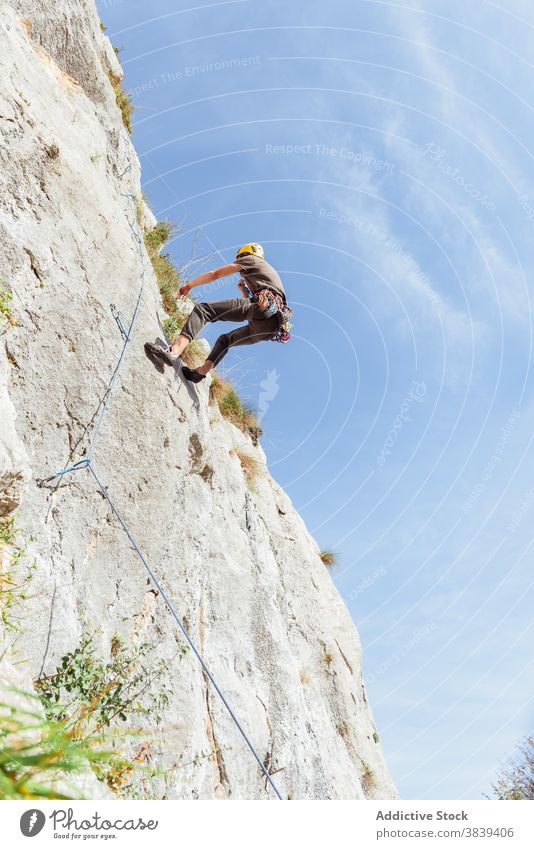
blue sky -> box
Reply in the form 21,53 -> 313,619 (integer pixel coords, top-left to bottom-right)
98,0 -> 534,799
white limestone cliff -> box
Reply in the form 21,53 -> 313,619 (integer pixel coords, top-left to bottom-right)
0,0 -> 397,800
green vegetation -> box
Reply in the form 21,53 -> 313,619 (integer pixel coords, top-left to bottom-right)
0,285 -> 18,330
143,221 -> 179,313
142,221 -> 193,343
373,730 -> 380,744
487,736 -> 534,800
0,696 -> 114,800
210,373 -> 263,445
181,338 -> 207,368
34,631 -> 176,733
319,550 -> 337,569
161,314 -> 183,342
0,519 -> 115,802
231,446 -> 264,489
135,193 -> 149,231
360,761 -> 375,795
33,630 -> 185,797
0,515 -> 36,640
108,72 -> 133,134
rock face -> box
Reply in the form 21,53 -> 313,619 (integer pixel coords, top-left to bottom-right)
0,0 -> 397,800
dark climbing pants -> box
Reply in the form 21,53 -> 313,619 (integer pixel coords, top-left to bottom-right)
180,298 -> 280,366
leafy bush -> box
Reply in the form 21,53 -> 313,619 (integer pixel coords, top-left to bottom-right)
33,631 -> 188,797
34,631 -> 177,734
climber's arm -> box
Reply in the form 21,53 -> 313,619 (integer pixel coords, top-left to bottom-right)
178,263 -> 241,298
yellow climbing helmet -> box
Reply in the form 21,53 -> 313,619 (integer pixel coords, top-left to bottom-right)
236,242 -> 264,260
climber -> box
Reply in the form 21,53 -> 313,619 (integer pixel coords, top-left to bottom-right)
144,243 -> 292,382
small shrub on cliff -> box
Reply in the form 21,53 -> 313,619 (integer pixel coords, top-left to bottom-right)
360,761 -> 375,796
108,73 -> 133,133
210,373 -> 263,445
34,631 -> 175,733
34,631 -> 188,796
0,285 -> 18,330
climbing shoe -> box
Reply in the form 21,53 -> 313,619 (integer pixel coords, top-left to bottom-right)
144,341 -> 178,367
181,366 -> 206,383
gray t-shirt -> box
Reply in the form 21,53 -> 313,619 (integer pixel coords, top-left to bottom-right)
235,254 -> 287,302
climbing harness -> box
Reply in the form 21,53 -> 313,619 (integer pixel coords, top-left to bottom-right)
245,285 -> 293,344
40,139 -> 283,801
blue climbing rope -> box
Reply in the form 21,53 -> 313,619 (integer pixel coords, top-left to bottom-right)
43,140 -> 283,801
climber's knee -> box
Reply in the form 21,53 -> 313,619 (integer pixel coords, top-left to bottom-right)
218,332 -> 230,347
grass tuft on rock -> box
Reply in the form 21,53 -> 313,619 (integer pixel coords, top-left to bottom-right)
320,550 -> 337,569
143,221 -> 179,314
142,221 -> 194,343
210,373 -> 262,445
232,446 -> 264,489
108,73 -> 133,133
181,338 -> 207,368
360,762 -> 375,796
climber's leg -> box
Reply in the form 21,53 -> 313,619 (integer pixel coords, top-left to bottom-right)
207,312 -> 281,366
181,319 -> 278,383
145,299 -> 252,366
166,298 -> 251,358
181,327 -> 253,383
207,325 -> 255,366
178,299 -> 249,341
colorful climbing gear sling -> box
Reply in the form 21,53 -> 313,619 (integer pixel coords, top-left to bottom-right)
245,285 -> 293,343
